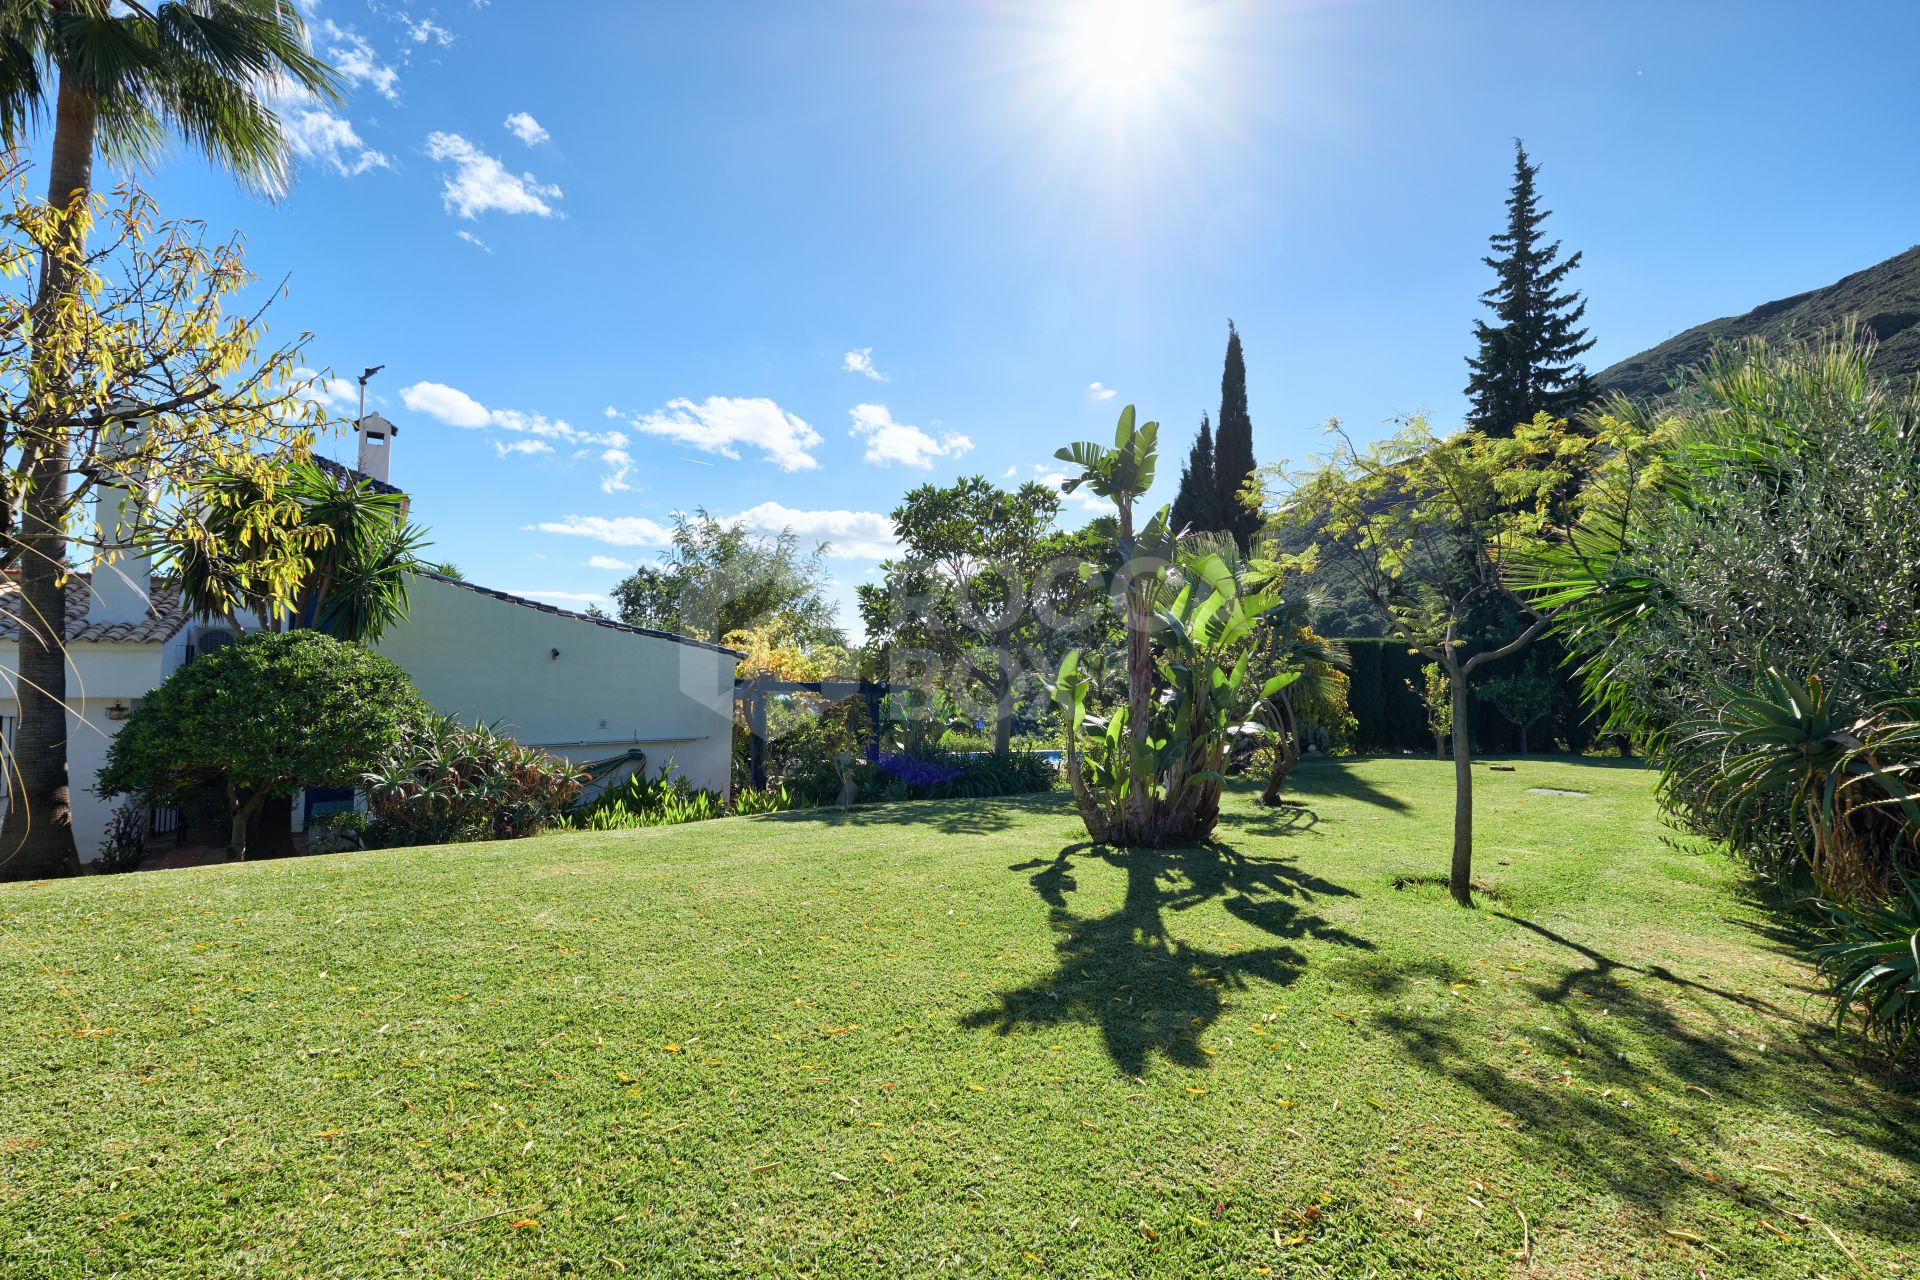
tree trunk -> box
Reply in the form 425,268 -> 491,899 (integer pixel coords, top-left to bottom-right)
1448,664 -> 1475,907
251,793 -> 297,858
1260,694 -> 1301,806
228,784 -> 269,860
0,77 -> 97,881
1119,503 -> 1151,831
990,664 -> 1015,755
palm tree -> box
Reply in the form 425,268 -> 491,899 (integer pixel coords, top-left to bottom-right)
170,456 -> 425,644
0,2 -> 336,876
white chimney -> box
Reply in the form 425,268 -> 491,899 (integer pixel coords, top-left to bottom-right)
89,415 -> 153,626
356,412 -> 397,485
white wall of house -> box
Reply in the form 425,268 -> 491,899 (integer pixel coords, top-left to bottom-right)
374,576 -> 740,796
0,643 -> 160,860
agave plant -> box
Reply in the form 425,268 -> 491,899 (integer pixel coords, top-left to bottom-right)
1814,878 -> 1920,1054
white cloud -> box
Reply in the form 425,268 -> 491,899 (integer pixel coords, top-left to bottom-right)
526,515 -> 677,547
529,504 -> 898,561
626,396 -> 822,472
321,23 -> 401,101
847,403 -> 972,469
494,438 -> 552,457
586,554 -> 634,571
296,368 -> 360,415
400,380 -> 491,428
1003,465 -> 1019,478
402,379 -> 629,487
727,502 -> 899,560
456,229 -> 492,253
402,16 -> 454,47
1088,381 -> 1117,401
504,111 -> 550,146
601,405 -> 620,419
599,447 -> 634,493
842,347 -> 885,381
1036,464 -> 1113,514
425,132 -> 562,219
273,80 -> 390,176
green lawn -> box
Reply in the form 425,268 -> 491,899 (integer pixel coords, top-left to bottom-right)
2,757 -> 1914,1278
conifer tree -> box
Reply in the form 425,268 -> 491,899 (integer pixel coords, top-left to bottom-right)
1465,140 -> 1596,436
1169,413 -> 1220,533
1212,321 -> 1260,552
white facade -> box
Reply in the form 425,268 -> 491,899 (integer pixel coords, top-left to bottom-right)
374,575 -> 739,795
2,415 -> 741,863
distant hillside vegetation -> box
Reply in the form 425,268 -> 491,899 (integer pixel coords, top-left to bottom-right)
1596,245 -> 1920,399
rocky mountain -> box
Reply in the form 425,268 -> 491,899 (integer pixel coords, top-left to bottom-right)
1596,245 -> 1920,399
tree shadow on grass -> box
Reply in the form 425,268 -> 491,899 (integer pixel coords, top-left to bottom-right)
1358,911 -> 1920,1239
748,791 -> 1063,837
962,832 -> 1371,1075
1283,756 -> 1414,813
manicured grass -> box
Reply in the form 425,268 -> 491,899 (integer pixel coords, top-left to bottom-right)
2,757 -> 1914,1277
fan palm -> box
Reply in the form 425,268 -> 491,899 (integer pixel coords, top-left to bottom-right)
0,1 -> 336,875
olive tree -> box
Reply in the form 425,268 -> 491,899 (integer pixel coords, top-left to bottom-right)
98,632 -> 429,859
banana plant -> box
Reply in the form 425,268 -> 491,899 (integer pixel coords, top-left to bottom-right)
1050,546 -> 1296,846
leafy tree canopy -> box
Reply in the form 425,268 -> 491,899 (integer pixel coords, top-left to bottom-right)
612,509 -> 842,648
98,631 -> 430,858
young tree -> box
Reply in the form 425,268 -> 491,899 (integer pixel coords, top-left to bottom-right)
1416,662 -> 1453,760
0,2 -> 336,875
1212,322 -> 1261,552
0,180 -> 327,879
611,509 -> 841,648
1269,413 -> 1588,904
1464,140 -> 1596,437
1169,413 -> 1222,534
97,631 -> 429,859
1479,670 -> 1559,753
858,476 -> 1102,754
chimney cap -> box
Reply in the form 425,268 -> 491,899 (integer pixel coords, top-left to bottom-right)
357,410 -> 399,436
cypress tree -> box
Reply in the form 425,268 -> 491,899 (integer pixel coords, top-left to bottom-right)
1465,140 -> 1596,436
1212,320 -> 1259,552
1170,413 -> 1220,534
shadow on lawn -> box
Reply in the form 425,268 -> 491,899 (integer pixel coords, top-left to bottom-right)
962,827 -> 1371,1076
1361,911 -> 1920,1239
750,791 -> 1062,837
1282,756 -> 1414,813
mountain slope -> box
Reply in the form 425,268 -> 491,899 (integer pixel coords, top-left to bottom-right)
1596,245 -> 1920,399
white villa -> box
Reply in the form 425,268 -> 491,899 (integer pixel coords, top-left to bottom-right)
0,414 -> 741,862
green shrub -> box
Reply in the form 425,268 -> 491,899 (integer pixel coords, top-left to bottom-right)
307,810 -> 369,855
93,802 -> 148,875
99,631 -> 429,858
364,717 -> 584,847
1815,878 -> 1920,1057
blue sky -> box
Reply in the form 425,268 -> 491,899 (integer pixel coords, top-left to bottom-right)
80,0 -> 1920,635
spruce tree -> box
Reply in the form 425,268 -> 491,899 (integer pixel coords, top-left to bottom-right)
1170,413 -> 1220,534
1464,140 -> 1596,436
1212,321 -> 1260,552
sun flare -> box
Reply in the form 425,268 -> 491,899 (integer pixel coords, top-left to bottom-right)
1062,0 -> 1187,102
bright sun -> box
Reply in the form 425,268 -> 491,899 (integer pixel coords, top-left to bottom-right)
1063,0 -> 1186,102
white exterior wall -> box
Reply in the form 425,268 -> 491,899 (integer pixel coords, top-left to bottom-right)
373,577 -> 740,796
0,641 -> 165,861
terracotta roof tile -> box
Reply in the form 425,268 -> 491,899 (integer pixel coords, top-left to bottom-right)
0,573 -> 189,644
